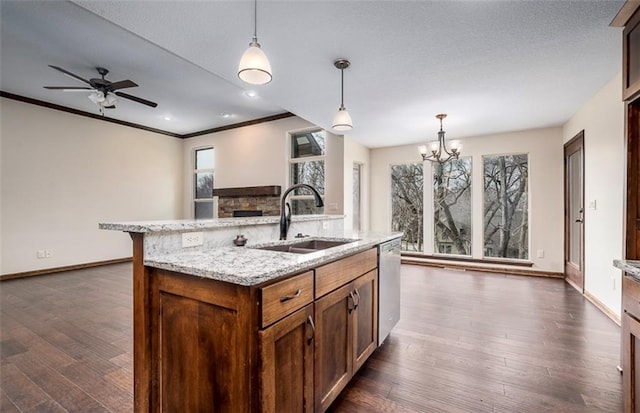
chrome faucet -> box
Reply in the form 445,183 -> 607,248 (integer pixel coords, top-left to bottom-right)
279,184 -> 324,240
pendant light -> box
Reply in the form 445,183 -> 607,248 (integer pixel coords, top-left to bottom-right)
238,0 -> 272,85
332,59 -> 353,131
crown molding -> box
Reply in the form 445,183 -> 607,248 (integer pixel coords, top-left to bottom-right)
0,91 -> 295,139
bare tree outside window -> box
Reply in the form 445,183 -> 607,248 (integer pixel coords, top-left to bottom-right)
289,130 -> 325,214
483,154 -> 529,259
433,158 -> 472,255
391,163 -> 424,252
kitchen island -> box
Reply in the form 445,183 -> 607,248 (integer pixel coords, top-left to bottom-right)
100,216 -> 401,413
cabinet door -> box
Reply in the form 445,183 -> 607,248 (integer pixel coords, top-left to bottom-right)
259,304 -> 314,413
623,311 -> 640,413
352,269 -> 378,373
314,283 -> 354,413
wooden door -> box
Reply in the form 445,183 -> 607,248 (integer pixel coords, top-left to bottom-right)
314,283 -> 354,413
259,304 -> 314,413
564,131 -> 585,292
352,270 -> 378,373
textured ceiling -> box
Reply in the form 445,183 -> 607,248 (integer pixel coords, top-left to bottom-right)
0,1 -> 285,134
1,0 -> 625,147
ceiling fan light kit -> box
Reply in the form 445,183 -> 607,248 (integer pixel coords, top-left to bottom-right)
332,58 -> 353,132
43,65 -> 158,114
419,113 -> 461,164
238,0 -> 272,85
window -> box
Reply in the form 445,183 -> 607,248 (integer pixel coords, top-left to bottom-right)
391,163 -> 424,252
289,130 -> 325,214
194,147 -> 214,219
483,154 -> 529,259
433,158 -> 472,256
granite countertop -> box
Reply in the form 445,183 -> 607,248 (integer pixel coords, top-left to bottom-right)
614,259 -> 640,278
145,232 -> 401,286
99,214 -> 344,233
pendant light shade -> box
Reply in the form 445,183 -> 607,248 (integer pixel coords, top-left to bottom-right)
332,59 -> 353,131
332,107 -> 353,131
238,41 -> 272,85
238,0 -> 272,85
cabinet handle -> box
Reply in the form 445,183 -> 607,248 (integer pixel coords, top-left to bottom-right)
348,291 -> 356,313
280,289 -> 302,302
353,288 -> 360,310
306,315 -> 315,345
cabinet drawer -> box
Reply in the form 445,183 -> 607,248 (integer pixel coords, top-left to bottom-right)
624,274 -> 640,318
315,248 -> 377,298
261,271 -> 314,328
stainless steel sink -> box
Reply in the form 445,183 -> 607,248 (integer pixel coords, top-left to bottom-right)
254,239 -> 356,254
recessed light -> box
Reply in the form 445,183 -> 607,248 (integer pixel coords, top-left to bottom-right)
163,116 -> 171,121
221,113 -> 231,118
245,90 -> 258,98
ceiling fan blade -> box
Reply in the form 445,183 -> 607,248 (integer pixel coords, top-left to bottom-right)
44,86 -> 93,91
48,65 -> 91,85
109,80 -> 138,90
115,92 -> 157,108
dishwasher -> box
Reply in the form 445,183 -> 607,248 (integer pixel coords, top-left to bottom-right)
378,238 -> 401,345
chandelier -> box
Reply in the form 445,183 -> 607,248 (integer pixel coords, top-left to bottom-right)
418,114 -> 461,164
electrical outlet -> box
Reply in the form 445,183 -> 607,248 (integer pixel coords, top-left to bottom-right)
536,249 -> 544,258
322,221 -> 330,230
45,250 -> 53,258
182,232 -> 204,248
37,250 -> 45,259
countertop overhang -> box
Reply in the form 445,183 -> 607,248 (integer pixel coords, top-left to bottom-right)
615,259 -> 640,279
99,215 -> 344,233
145,233 -> 401,286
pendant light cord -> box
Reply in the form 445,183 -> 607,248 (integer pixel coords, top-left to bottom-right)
253,0 -> 258,42
341,68 -> 345,108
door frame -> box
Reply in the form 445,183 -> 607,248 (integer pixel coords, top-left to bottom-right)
564,130 -> 585,292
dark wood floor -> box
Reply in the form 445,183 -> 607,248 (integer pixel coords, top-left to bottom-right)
1,263 -> 622,412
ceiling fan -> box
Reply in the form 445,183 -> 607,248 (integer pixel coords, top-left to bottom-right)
43,65 -> 158,113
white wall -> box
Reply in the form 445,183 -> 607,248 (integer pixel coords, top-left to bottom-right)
182,116 -> 344,218
370,127 -> 565,273
343,136 -> 370,232
563,72 -> 625,318
0,98 -> 184,275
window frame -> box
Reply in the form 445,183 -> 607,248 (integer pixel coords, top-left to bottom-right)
193,146 -> 215,220
431,156 -> 473,258
481,152 -> 530,261
389,161 -> 425,252
288,128 -> 326,215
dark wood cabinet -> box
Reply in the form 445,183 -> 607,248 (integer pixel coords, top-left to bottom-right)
624,274 -> 640,413
151,269 -> 253,413
314,269 -> 378,413
623,311 -> 640,412
259,304 -> 315,413
615,5 -> 640,411
624,8 -> 640,101
353,269 -> 378,372
138,247 -> 380,413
